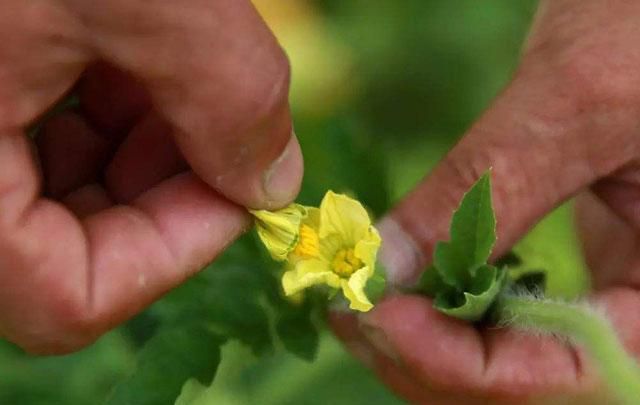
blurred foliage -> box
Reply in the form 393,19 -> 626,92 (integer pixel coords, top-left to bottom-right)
3,0 -> 593,404
106,325 -> 224,405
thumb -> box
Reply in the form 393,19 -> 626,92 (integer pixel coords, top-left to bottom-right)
379,63 -> 638,285
71,0 -> 302,209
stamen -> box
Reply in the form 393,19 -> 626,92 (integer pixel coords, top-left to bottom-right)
332,248 -> 363,278
293,224 -> 320,258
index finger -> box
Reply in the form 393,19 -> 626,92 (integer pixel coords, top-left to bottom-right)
0,129 -> 248,353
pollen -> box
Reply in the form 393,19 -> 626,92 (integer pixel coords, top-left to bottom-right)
331,248 -> 363,278
293,224 -> 320,258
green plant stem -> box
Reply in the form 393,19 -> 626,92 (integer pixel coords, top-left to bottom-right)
497,295 -> 640,405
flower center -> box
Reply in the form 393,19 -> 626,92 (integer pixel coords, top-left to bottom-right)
331,248 -> 363,278
293,224 -> 320,258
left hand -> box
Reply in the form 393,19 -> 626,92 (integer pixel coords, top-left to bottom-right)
331,1 -> 640,403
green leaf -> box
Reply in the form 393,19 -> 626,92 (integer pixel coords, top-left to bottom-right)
174,379 -> 213,405
106,324 -> 224,405
296,117 -> 390,216
154,236 -> 275,356
416,173 -> 505,322
434,172 -> 496,289
434,265 -> 505,322
416,266 -> 447,297
276,304 -> 320,362
121,311 -> 160,349
198,266 -> 273,355
364,262 -> 387,304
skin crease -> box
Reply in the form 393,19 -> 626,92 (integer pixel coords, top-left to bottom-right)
1,0 -> 640,404
331,0 -> 640,404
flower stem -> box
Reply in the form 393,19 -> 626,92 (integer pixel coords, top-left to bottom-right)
496,295 -> 640,405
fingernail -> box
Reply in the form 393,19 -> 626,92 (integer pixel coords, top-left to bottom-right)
376,217 -> 425,287
359,314 -> 400,362
263,132 -> 303,208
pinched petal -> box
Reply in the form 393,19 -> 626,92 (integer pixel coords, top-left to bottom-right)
282,258 -> 341,296
251,203 -> 309,261
354,226 -> 381,270
341,267 -> 374,312
318,191 -> 371,247
304,206 -> 320,229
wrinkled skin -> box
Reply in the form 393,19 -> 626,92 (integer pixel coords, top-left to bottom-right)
332,1 -> 640,404
0,0 -> 303,353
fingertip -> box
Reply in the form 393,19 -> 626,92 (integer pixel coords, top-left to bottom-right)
376,216 -> 426,287
261,131 -> 303,209
202,127 -> 303,211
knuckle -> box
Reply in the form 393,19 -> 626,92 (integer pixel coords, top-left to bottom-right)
545,51 -> 640,171
525,34 -> 640,111
437,133 -> 544,227
442,147 -> 489,189
438,137 -> 500,200
558,52 -> 640,108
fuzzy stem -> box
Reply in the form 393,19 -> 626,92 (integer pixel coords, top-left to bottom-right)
497,295 -> 640,405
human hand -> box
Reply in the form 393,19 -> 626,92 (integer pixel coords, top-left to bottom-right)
332,1 -> 640,403
0,0 -> 301,354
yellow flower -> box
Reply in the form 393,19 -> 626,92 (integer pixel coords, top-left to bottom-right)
251,202 -> 324,262
281,191 -> 381,312
250,204 -> 310,261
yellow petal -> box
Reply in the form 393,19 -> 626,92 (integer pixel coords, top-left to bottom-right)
282,258 -> 341,295
317,233 -> 343,262
287,291 -> 305,306
304,206 -> 321,229
341,267 -> 374,312
251,204 -> 308,261
354,226 -> 382,270
318,191 -> 371,246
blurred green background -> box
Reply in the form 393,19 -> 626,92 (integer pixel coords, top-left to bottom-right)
1,1 -> 592,403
